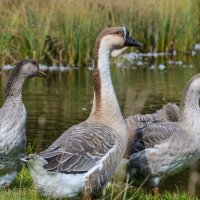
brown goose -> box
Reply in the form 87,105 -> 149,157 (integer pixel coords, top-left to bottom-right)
21,27 -> 142,198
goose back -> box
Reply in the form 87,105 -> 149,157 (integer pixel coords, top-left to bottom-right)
40,121 -> 123,192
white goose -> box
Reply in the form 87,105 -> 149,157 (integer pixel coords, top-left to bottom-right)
22,27 -> 142,198
0,59 -> 46,188
127,74 -> 200,194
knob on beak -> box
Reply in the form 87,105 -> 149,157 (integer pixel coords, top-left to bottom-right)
124,35 -> 142,47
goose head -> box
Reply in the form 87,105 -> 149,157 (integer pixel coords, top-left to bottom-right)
94,27 -> 142,58
5,59 -> 46,99
13,59 -> 47,78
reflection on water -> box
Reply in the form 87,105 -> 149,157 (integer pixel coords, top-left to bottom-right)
0,54 -> 200,196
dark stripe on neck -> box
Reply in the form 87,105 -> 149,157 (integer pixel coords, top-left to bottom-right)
93,36 -> 102,113
93,68 -> 101,112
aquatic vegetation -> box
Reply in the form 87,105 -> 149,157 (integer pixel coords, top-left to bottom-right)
0,0 -> 199,66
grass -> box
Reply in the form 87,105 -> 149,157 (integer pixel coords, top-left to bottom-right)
0,166 -> 198,200
0,0 -> 199,66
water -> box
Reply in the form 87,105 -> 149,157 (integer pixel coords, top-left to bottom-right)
1,53 -> 200,196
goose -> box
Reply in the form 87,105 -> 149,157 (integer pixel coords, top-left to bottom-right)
125,103 -> 180,155
0,59 -> 46,188
21,27 -> 142,199
115,103 -> 180,182
127,74 -> 200,194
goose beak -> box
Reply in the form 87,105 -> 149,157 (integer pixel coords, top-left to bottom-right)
37,70 -> 47,77
124,35 -> 142,48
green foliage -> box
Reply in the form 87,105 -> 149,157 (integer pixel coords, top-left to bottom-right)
0,0 -> 199,65
0,167 -> 198,200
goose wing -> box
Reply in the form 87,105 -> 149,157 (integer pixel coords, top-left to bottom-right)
126,113 -> 162,129
40,122 -> 116,174
158,103 -> 180,121
126,103 -> 180,130
129,122 -> 182,154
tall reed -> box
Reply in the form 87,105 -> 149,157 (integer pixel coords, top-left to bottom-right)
0,0 -> 199,65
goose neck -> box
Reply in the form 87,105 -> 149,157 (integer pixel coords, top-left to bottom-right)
5,73 -> 25,101
88,40 -> 124,127
180,89 -> 200,131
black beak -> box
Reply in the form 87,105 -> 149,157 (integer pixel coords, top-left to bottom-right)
37,70 -> 47,77
124,35 -> 142,47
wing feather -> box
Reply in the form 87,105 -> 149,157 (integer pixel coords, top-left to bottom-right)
40,122 -> 116,174
129,122 -> 182,155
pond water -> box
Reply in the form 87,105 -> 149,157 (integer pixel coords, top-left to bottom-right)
1,53 -> 200,196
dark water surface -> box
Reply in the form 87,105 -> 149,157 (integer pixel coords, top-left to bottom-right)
1,54 -> 200,196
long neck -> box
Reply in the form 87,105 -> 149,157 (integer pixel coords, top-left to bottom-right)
5,72 -> 25,102
180,86 -> 200,131
88,40 -> 124,127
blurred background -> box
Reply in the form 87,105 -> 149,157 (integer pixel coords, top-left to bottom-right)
0,0 -> 199,65
0,0 -> 200,198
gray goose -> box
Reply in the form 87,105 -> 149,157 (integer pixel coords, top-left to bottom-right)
127,74 -> 200,194
22,27 -> 142,198
125,103 -> 180,155
116,103 -> 180,182
0,59 -> 46,188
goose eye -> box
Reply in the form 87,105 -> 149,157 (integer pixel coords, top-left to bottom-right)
116,31 -> 121,35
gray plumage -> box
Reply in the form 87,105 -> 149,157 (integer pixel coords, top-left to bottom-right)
40,122 -> 121,191
126,103 -> 180,130
125,103 -> 180,155
40,122 -> 116,174
128,122 -> 197,187
0,59 -> 46,188
127,74 -> 200,189
22,122 -> 123,198
129,122 -> 180,154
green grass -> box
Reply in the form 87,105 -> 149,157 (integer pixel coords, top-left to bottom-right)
0,166 -> 198,200
0,0 -> 199,66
